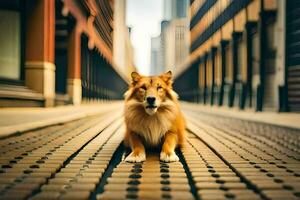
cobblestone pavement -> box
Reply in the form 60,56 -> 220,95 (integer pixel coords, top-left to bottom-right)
0,105 -> 299,200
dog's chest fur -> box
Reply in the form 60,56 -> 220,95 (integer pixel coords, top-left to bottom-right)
125,105 -> 177,146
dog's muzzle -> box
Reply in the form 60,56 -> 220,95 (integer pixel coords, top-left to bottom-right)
145,96 -> 158,115
146,97 -> 157,109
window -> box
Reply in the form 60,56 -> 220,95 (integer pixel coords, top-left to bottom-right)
0,10 -> 20,80
0,0 -> 23,81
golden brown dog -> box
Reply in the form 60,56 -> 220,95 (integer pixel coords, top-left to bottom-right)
123,71 -> 185,162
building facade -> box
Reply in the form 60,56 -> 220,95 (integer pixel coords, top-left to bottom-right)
113,0 -> 135,79
164,0 -> 189,74
164,18 -> 190,73
150,0 -> 189,75
150,20 -> 171,75
0,0 -> 132,107
164,0 -> 189,20
174,0 -> 300,112
150,36 -> 163,75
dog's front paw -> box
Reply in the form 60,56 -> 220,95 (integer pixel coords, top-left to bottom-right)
125,152 -> 146,163
160,151 -> 179,162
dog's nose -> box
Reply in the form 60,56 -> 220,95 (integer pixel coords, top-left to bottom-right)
146,97 -> 156,105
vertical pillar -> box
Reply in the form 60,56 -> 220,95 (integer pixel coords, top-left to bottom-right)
279,0 -> 288,112
257,0 -> 266,111
67,26 -> 82,105
229,32 -> 240,107
195,57 -> 201,103
25,0 -> 55,107
219,40 -> 228,106
243,22 -> 256,109
203,53 -> 208,104
210,47 -> 217,105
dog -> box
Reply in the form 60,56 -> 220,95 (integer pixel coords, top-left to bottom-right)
123,71 -> 186,162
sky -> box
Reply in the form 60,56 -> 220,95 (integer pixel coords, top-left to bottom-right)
126,0 -> 163,75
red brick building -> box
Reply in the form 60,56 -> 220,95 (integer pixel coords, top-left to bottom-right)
0,0 -> 132,107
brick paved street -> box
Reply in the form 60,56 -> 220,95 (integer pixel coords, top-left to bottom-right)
0,103 -> 299,200
1,0 -> 300,199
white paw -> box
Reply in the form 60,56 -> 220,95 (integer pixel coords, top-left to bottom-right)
125,152 -> 146,163
160,151 -> 179,162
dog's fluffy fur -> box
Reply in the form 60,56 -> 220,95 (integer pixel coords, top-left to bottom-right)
123,71 -> 185,162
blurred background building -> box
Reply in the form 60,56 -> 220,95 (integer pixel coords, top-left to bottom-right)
0,0 -> 135,107
174,0 -> 300,112
113,0 -> 135,79
150,36 -> 162,75
164,0 -> 189,20
150,0 -> 189,75
164,18 -> 189,73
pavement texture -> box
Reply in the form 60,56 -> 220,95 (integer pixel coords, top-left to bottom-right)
0,102 -> 299,200
0,101 -> 122,138
181,102 -> 300,130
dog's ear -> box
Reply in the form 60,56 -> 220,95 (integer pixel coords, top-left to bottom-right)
131,72 -> 141,85
124,88 -> 134,100
160,71 -> 172,85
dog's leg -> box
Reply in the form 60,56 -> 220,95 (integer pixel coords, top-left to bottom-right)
125,131 -> 146,163
160,131 -> 179,162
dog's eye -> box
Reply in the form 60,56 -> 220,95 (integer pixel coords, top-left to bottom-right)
157,86 -> 163,91
140,86 -> 147,90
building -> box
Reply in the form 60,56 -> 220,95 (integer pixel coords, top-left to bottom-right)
174,0 -> 300,112
150,36 -> 163,75
113,0 -> 136,78
164,0 -> 189,20
150,0 -> 189,75
163,0 -> 189,73
150,20 -> 171,75
0,0 -> 133,107
164,18 -> 189,73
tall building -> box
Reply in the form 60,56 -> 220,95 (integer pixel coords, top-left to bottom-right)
150,0 -> 189,75
163,0 -> 188,20
150,20 -> 170,75
163,0 -> 173,20
113,0 -> 136,78
160,20 -> 171,73
162,0 -> 189,73
174,0 -> 300,112
0,0 -> 132,107
150,36 -> 163,75
164,18 -> 189,73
